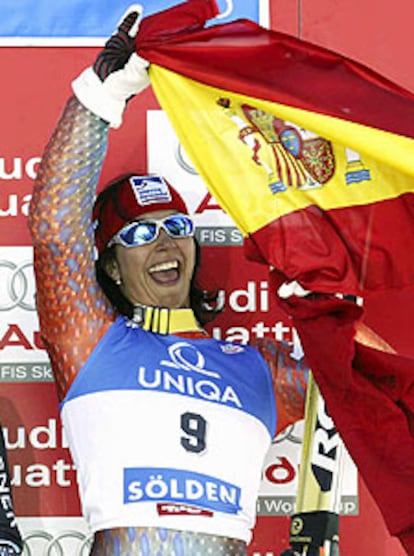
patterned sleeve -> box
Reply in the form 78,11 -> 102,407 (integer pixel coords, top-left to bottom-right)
29,96 -> 115,400
250,337 -> 309,435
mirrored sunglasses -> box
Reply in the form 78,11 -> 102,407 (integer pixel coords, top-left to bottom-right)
108,214 -> 194,248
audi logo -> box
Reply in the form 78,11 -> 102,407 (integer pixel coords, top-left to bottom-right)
0,260 -> 35,311
272,422 -> 303,445
174,143 -> 199,176
22,530 -> 93,556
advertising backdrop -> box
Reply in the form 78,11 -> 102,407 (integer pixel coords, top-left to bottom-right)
0,0 -> 267,44
0,1 -> 412,555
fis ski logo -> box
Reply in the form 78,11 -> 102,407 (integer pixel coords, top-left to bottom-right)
130,175 -> 172,207
220,343 -> 245,355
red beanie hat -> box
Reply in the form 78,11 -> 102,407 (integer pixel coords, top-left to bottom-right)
93,174 -> 189,254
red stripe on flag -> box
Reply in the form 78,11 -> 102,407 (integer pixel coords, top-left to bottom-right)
137,17 -> 414,137
245,192 -> 414,295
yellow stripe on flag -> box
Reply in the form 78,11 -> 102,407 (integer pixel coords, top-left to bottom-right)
150,65 -> 414,236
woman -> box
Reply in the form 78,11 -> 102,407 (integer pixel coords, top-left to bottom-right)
29,7 -> 307,555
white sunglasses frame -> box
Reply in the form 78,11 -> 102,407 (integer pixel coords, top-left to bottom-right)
107,213 -> 195,248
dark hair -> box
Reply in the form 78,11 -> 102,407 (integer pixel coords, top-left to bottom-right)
95,239 -> 222,326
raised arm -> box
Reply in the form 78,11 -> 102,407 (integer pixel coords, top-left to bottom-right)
29,7 -> 150,399
29,97 -> 113,400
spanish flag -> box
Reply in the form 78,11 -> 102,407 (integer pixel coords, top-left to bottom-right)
136,1 -> 414,551
136,0 -> 414,297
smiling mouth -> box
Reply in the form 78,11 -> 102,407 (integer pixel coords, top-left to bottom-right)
148,260 -> 180,284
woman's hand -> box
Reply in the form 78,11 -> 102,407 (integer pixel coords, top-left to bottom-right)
72,5 -> 150,128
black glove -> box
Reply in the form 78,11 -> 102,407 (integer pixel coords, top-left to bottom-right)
72,4 -> 150,128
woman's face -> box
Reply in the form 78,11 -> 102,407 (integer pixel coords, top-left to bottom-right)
105,210 -> 196,309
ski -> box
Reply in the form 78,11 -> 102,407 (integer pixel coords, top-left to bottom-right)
281,372 -> 345,556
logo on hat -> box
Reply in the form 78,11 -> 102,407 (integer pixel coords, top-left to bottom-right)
130,176 -> 173,207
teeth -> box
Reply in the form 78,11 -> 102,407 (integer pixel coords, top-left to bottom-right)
149,260 -> 179,273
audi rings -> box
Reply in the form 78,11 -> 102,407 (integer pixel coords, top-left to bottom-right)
273,422 -> 303,445
174,143 -> 198,176
0,260 -> 35,311
22,530 -> 93,556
